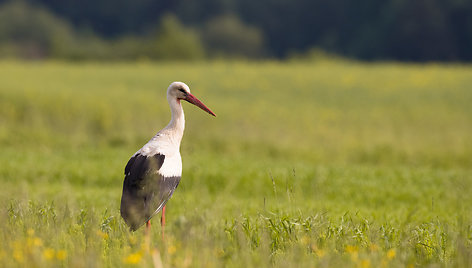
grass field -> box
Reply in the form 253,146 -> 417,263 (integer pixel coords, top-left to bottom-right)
0,60 -> 471,267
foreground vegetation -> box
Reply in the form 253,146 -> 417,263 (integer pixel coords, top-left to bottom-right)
0,60 -> 471,267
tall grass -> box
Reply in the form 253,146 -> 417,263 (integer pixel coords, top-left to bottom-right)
0,60 -> 471,267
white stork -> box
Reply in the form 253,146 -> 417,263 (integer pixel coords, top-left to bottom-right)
120,82 -> 215,234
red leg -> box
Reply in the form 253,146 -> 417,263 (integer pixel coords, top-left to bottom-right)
160,205 -> 166,240
145,220 -> 151,251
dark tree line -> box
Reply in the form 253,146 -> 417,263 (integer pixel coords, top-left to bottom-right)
1,0 -> 471,61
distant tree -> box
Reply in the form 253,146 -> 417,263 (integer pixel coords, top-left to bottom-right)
0,0 -> 471,61
149,14 -> 205,60
0,1 -> 75,58
24,0 -> 174,37
201,14 -> 265,58
383,0 -> 457,61
173,0 -> 236,25
440,0 -> 472,61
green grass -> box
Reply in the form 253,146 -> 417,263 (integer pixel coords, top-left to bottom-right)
0,60 -> 471,267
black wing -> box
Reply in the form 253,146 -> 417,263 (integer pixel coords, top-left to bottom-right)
120,153 -> 181,231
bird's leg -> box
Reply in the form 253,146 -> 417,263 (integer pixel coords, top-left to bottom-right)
146,220 -> 151,233
144,220 -> 151,252
161,205 -> 166,240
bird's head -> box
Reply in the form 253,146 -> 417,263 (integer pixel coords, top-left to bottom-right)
167,82 -> 216,117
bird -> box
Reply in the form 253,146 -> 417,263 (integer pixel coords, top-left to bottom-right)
120,82 -> 215,235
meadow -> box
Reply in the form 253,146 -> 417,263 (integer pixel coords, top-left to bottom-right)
0,60 -> 471,267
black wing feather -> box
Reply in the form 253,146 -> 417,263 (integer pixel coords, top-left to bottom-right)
120,153 -> 181,231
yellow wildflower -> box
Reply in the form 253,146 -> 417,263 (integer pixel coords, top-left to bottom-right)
43,248 -> 55,260
27,237 -> 43,248
310,245 -> 325,258
346,245 -> 359,262
360,259 -> 371,268
123,252 -> 143,264
56,250 -> 67,260
33,237 -> 43,247
26,238 -> 34,247
346,245 -> 358,253
316,248 -> 326,258
27,229 -> 35,236
96,230 -> 109,240
168,245 -> 177,255
13,249 -> 24,263
386,249 -> 396,260
369,243 -> 378,252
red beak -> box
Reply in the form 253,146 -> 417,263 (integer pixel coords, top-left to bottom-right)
184,93 -> 216,117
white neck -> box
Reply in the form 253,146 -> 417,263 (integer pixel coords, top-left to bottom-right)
163,97 -> 185,142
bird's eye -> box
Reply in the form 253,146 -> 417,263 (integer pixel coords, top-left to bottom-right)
178,88 -> 187,95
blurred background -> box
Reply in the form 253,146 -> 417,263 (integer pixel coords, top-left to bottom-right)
1,1 -> 472,267
0,0 -> 471,61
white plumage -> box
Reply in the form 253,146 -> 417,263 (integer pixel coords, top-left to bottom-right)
120,82 -> 215,231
